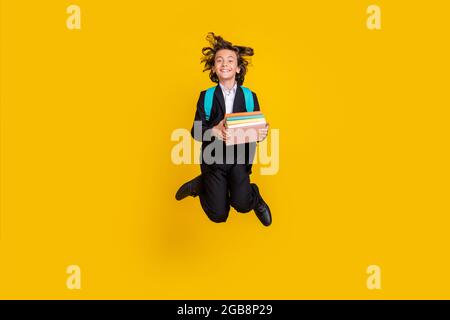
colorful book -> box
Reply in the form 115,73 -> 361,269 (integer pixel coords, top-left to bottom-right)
224,111 -> 267,145
227,121 -> 267,128
226,118 -> 266,126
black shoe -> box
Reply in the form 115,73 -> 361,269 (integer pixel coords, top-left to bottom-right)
175,175 -> 202,201
251,184 -> 272,226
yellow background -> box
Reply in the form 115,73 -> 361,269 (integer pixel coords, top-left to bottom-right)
1,0 -> 449,299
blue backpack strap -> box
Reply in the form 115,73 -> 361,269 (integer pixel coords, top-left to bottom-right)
204,86 -> 216,121
241,86 -> 254,112
204,85 -> 254,119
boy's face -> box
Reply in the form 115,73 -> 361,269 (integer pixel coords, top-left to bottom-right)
213,49 -> 240,82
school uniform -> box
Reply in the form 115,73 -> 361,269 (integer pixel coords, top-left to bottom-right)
190,83 -> 261,223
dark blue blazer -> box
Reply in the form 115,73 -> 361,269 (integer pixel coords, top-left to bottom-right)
190,84 -> 261,172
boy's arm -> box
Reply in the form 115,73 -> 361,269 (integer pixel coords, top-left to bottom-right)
252,92 -> 260,111
191,91 -> 214,142
253,92 -> 266,144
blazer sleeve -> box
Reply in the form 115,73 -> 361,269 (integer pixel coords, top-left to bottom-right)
190,91 -> 214,142
252,91 -> 264,144
252,92 -> 260,112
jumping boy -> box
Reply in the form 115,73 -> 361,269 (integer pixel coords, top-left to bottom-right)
175,32 -> 272,227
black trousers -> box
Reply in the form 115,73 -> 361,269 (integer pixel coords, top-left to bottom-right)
199,163 -> 259,223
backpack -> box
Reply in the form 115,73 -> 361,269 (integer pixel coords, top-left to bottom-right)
204,85 -> 254,121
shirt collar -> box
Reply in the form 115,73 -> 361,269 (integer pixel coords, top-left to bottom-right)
219,81 -> 237,94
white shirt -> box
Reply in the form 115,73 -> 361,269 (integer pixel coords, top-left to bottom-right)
219,82 -> 237,114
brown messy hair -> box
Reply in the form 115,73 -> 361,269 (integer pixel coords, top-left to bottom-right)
201,32 -> 254,86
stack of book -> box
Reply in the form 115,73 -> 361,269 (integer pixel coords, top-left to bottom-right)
224,111 -> 267,145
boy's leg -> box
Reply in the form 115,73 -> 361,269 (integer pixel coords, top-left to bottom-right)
228,164 -> 272,226
198,164 -> 230,223
227,164 -> 258,213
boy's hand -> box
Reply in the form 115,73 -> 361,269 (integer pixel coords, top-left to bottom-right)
257,123 -> 270,142
212,119 -> 230,142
